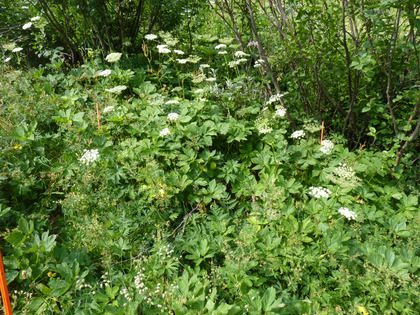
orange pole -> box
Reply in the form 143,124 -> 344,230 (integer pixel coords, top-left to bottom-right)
96,103 -> 101,132
320,121 -> 324,145
0,249 -> 13,315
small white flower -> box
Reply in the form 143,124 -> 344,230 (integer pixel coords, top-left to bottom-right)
194,89 -> 204,94
259,127 -> 273,134
159,47 -> 171,54
173,50 -> 184,55
145,34 -> 158,40
105,52 -> 122,63
309,186 -> 331,199
12,47 -> 23,53
167,113 -> 180,121
205,77 -> 216,82
176,59 -> 188,64
103,106 -> 115,113
266,93 -> 287,105
159,128 -> 170,137
157,44 -> 168,49
215,44 -> 226,49
165,100 -> 179,105
22,22 -> 32,30
79,149 -> 100,165
99,69 -> 111,77
4,57 -> 11,62
273,107 -> 287,118
320,140 -> 334,155
228,60 -> 239,68
31,16 -> 41,21
290,130 -> 305,139
105,85 -> 127,93
234,51 -> 248,57
199,64 -> 210,69
338,207 -> 357,220
335,163 -> 355,180
218,51 -> 227,55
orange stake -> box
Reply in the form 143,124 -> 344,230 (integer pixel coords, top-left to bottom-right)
320,121 -> 324,145
96,103 -> 101,132
0,249 -> 13,315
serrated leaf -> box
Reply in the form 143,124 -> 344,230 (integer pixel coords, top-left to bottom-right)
6,231 -> 26,247
49,279 -> 70,297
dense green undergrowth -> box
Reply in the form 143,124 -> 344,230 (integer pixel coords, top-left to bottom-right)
1,1 -> 419,314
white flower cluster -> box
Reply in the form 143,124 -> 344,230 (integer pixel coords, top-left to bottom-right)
176,59 -> 188,64
99,69 -> 111,77
100,272 -> 111,289
167,113 -> 179,121
338,207 -> 357,220
200,64 -> 210,69
103,106 -> 115,113
134,265 -> 148,294
105,85 -> 127,93
145,34 -> 158,40
320,140 -> 334,155
206,77 -> 216,82
75,277 -> 92,290
274,106 -> 287,118
165,100 -> 179,105
215,44 -> 226,50
22,22 -> 32,30
228,59 -> 247,67
12,47 -> 23,53
194,89 -> 204,94
79,149 -> 99,165
266,93 -> 287,105
105,52 -> 122,63
4,57 -> 11,62
157,44 -> 171,54
335,163 -> 355,179
254,59 -> 265,68
119,287 -> 131,302
309,186 -> 331,199
290,130 -> 305,139
173,50 -> 184,55
159,128 -> 170,137
31,16 -> 41,21
234,51 -> 249,57
259,127 -> 273,134
218,51 -> 227,55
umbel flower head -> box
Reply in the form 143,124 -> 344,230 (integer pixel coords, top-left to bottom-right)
159,128 -> 170,137
273,106 -> 286,118
167,113 -> 179,121
309,186 -> 331,199
79,149 -> 99,165
290,130 -> 305,139
105,52 -> 122,63
22,22 -> 32,30
99,69 -> 111,77
145,34 -> 158,40
327,162 -> 361,189
338,207 -> 357,220
105,85 -> 127,94
320,140 -> 334,155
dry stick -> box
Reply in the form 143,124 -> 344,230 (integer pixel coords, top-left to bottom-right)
96,103 -> 101,132
0,249 -> 13,315
321,121 -> 325,145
